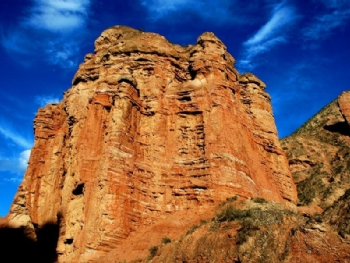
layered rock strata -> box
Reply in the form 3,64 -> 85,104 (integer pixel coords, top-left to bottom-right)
7,26 -> 297,262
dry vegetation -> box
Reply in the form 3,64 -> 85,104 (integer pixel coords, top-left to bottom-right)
140,198 -> 305,263
281,100 -> 350,209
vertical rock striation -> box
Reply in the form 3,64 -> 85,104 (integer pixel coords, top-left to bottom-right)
338,91 -> 350,129
7,26 -> 297,262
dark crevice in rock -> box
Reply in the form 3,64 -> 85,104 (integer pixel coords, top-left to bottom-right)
135,57 -> 152,62
72,183 -> 85,196
178,96 -> 191,102
178,111 -> 202,115
324,122 -> 350,136
67,116 -> 78,137
118,78 -> 140,97
73,74 -> 99,86
141,111 -> 155,116
177,90 -> 192,101
188,64 -> 197,80
118,78 -> 135,86
64,238 -> 73,245
101,54 -> 110,62
288,159 -> 316,167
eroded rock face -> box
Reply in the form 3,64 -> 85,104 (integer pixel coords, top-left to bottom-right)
281,93 -> 350,209
338,91 -> 350,128
7,26 -> 296,262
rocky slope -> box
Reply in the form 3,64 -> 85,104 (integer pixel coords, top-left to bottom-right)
281,92 -> 350,210
278,91 -> 350,262
4,26 -> 297,262
135,197 -> 350,263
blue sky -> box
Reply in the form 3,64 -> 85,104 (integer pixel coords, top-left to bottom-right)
0,0 -> 349,216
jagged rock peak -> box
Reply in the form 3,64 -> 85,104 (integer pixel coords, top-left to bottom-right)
93,25 -> 230,56
76,26 -> 235,85
239,72 -> 266,89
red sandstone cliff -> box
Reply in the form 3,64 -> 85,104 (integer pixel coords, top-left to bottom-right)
6,26 -> 297,262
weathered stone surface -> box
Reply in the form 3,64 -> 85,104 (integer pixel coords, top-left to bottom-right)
281,94 -> 350,209
7,26 -> 296,262
142,199 -> 350,263
338,91 -> 350,127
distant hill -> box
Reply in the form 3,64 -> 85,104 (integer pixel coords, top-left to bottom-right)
281,95 -> 350,209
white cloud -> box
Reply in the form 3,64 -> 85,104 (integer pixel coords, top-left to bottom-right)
238,2 -> 297,70
4,177 -> 23,183
303,8 -> 350,41
24,0 -> 91,33
35,95 -> 60,107
141,0 -> 249,24
18,150 -> 31,171
0,120 -> 32,178
1,0 -> 92,68
142,0 -> 189,18
0,120 -> 33,149
244,4 -> 294,46
0,150 -> 31,176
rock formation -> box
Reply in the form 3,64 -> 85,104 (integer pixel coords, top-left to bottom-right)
144,198 -> 350,263
338,91 -> 350,125
141,90 -> 350,263
281,92 -> 350,210
6,26 -> 297,262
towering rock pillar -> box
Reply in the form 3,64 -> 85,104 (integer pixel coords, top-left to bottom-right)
7,26 -> 297,262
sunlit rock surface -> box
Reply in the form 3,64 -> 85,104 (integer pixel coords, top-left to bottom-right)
7,26 -> 297,262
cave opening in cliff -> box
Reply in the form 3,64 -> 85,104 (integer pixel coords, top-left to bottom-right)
324,121 -> 350,136
72,183 -> 85,196
188,64 -> 197,80
64,238 -> 73,245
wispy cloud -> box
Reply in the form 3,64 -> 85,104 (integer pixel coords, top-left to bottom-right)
1,0 -> 92,68
267,60 -> 329,138
270,63 -> 313,109
24,0 -> 91,32
19,150 -> 31,171
319,0 -> 350,9
0,150 -> 31,176
0,118 -> 32,178
0,119 -> 33,149
238,2 -> 298,70
140,0 -> 254,24
141,0 -> 189,18
35,95 -> 60,107
303,1 -> 350,42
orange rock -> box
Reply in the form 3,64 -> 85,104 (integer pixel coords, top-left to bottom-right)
7,26 -> 297,262
297,205 -> 324,216
338,91 -> 350,126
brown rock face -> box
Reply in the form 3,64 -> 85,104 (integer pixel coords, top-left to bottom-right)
7,26 -> 296,262
144,199 -> 350,263
281,93 -> 350,209
338,91 -> 350,128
